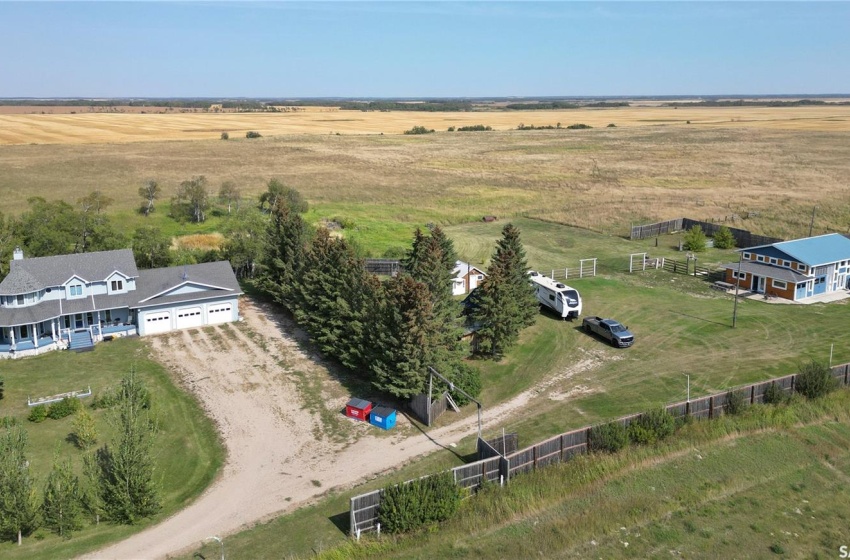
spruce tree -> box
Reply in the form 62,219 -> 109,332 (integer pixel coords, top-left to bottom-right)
42,455 -> 84,537
92,370 -> 160,524
471,224 -> 537,358
259,199 -> 309,310
0,427 -> 39,544
294,229 -> 377,372
368,275 -> 436,398
494,223 -> 538,328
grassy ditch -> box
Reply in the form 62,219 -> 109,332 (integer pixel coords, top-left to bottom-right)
315,389 -> 850,559
0,338 -> 224,559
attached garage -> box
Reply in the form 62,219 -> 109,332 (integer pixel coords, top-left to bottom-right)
144,311 -> 171,334
207,302 -> 232,324
175,307 -> 204,329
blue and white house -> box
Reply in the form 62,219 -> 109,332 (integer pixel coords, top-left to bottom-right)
722,233 -> 850,301
0,248 -> 241,359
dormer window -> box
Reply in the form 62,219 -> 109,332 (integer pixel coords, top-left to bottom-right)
69,285 -> 83,297
111,280 -> 124,291
16,294 -> 24,305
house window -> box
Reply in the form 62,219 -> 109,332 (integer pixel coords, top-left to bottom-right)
105,310 -> 112,322
16,294 -> 24,305
757,255 -> 765,262
743,252 -> 751,260
111,280 -> 124,291
773,280 -> 787,290
64,316 -> 70,329
769,258 -> 777,265
69,285 -> 83,296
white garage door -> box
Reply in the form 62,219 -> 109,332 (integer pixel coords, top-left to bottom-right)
176,307 -> 204,329
144,311 -> 171,335
207,303 -> 232,325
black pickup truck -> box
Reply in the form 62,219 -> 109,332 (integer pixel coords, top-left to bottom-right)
582,317 -> 635,348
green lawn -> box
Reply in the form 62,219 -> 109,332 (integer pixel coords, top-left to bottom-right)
0,338 -> 224,559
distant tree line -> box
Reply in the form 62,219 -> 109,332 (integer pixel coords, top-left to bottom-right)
663,99 -> 850,107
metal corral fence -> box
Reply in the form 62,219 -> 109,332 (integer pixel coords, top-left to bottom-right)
349,361 -> 850,536
630,218 -> 782,249
364,259 -> 402,277
539,258 -> 598,282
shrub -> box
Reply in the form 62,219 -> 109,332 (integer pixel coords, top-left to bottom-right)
794,360 -> 837,400
456,124 -> 492,132
28,405 -> 48,423
762,382 -> 787,405
245,130 -> 262,138
566,123 -> 592,129
440,363 -> 481,407
403,126 -> 435,135
628,408 -> 676,445
447,126 -> 455,132
713,225 -> 736,249
72,408 -> 98,449
588,422 -> 628,453
607,123 -> 617,127
90,389 -> 119,410
683,225 -> 707,252
220,131 -> 229,140
378,472 -> 462,533
48,396 -> 83,420
0,416 -> 18,428
724,390 -> 748,415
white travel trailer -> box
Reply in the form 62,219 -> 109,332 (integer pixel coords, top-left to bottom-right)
528,271 -> 582,320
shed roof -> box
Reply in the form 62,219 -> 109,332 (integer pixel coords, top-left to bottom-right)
453,261 -> 486,278
744,234 -> 850,266
720,261 -> 809,283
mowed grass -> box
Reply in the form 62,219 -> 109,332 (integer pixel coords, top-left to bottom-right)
0,337 -> 224,560
2,125 -> 850,240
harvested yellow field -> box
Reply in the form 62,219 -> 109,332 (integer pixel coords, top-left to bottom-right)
2,105 -> 850,145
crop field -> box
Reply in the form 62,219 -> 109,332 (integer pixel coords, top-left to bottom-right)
2,105 -> 850,146
1,121 -> 849,241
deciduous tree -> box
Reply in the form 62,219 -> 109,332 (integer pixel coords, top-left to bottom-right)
132,226 -> 172,269
91,370 -> 160,524
0,427 -> 39,544
41,455 -> 84,537
138,180 -> 161,216
172,176 -> 210,223
218,181 -> 241,214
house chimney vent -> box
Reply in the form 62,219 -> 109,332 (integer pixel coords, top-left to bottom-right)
12,247 -> 24,261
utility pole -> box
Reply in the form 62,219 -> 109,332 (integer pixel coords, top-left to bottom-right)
809,206 -> 817,237
732,251 -> 743,328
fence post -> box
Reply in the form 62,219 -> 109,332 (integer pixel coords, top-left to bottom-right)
533,445 -> 538,469
791,374 -> 796,393
560,434 -> 565,460
750,385 -> 755,404
845,364 -> 849,386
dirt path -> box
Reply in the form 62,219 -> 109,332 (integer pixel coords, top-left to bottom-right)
85,298 -> 603,560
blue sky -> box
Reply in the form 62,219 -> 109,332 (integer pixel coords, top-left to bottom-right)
1,2 -> 848,98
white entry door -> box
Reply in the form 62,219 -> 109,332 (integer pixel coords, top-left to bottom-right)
207,303 -> 232,325
144,311 -> 172,334
175,307 -> 204,329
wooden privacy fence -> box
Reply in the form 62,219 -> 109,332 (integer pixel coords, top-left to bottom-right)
349,361 -> 850,536
364,259 -> 402,277
630,218 -> 782,249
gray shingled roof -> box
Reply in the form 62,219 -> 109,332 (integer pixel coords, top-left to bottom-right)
133,261 -> 241,307
720,261 -> 809,283
0,249 -> 139,296
0,259 -> 241,327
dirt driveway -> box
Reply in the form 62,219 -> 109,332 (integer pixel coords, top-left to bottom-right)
86,298 -> 602,559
